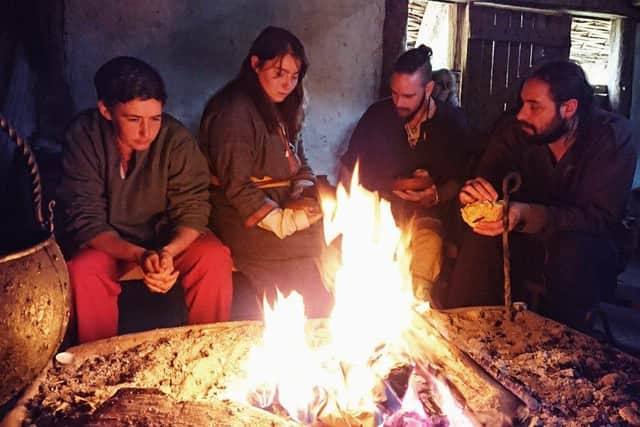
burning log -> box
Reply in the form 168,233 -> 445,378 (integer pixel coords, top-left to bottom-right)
86,388 -> 295,426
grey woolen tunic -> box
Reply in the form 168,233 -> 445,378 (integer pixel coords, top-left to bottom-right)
57,109 -> 211,253
200,87 -> 331,316
200,90 -> 313,227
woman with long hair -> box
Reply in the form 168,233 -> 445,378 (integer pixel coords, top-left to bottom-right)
199,26 -> 331,318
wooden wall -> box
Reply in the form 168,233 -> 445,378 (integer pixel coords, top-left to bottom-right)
462,4 -> 571,132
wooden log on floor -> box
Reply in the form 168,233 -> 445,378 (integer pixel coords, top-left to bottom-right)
3,317 -> 524,426
406,311 -> 527,425
86,388 -> 295,427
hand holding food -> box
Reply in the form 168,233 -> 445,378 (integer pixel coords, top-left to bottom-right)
461,200 -> 505,227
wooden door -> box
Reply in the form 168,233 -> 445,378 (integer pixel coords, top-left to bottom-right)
461,4 -> 571,132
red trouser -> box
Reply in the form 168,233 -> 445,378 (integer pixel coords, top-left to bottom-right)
67,233 -> 233,343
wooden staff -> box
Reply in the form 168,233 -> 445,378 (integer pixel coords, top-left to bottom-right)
501,172 -> 522,319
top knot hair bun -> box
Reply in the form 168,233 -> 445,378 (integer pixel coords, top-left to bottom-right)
393,44 -> 434,81
417,44 -> 433,59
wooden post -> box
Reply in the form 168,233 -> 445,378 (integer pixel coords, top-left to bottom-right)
609,17 -> 636,117
380,0 -> 409,98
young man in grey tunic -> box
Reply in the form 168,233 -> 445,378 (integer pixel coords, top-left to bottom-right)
58,57 -> 233,343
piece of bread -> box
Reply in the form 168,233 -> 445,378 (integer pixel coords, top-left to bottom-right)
461,200 -> 505,226
392,176 -> 434,191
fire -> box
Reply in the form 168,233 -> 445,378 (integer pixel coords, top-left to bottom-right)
227,166 -> 472,426
325,166 -> 415,364
235,291 -> 327,423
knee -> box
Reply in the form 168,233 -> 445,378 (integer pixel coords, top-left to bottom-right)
455,228 -> 500,264
546,232 -> 585,255
411,219 -> 444,249
67,248 -> 114,279
545,232 -> 611,270
411,232 -> 443,264
197,236 -> 233,267
412,229 -> 443,247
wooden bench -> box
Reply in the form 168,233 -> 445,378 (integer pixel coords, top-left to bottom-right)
118,280 -> 187,335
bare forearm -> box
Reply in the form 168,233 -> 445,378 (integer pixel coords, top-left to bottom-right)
162,226 -> 201,257
88,231 -> 145,262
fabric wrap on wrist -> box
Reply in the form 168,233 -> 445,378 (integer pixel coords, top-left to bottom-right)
257,208 -> 311,239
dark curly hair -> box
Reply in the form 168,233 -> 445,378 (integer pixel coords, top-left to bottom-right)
202,26 -> 308,140
94,56 -> 167,107
526,60 -> 594,120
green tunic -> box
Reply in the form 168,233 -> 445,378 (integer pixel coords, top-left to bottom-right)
58,109 -> 211,253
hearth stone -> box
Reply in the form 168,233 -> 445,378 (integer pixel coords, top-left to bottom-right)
2,308 -> 639,426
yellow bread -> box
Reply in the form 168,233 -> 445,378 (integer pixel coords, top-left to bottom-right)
461,200 -> 505,226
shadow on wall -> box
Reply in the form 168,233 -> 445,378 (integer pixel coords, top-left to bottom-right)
331,122 -> 357,181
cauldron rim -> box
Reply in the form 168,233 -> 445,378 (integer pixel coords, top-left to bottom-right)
0,234 -> 57,264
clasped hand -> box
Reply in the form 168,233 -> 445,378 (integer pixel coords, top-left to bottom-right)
139,249 -> 179,293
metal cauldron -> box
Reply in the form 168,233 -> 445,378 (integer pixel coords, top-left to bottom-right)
0,114 -> 71,406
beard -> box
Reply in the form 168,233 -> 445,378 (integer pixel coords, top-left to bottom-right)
396,91 -> 426,123
519,113 -> 570,146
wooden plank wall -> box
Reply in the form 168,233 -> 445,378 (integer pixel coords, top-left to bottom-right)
461,4 -> 571,132
407,0 -> 427,48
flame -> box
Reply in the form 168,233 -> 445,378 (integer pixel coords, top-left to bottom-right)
324,165 -> 414,364
319,166 -> 416,416
227,165 -> 472,425
227,291 -> 326,422
432,375 -> 473,427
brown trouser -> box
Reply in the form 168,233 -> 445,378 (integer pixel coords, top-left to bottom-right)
410,216 -> 444,301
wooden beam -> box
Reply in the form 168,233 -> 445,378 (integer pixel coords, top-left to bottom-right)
608,18 -> 636,117
380,0 -> 409,98
429,0 -> 640,19
469,4 -> 572,46
453,2 -> 469,72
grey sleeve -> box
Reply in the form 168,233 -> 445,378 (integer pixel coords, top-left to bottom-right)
166,136 -> 211,233
57,121 -> 113,247
207,104 -> 277,225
